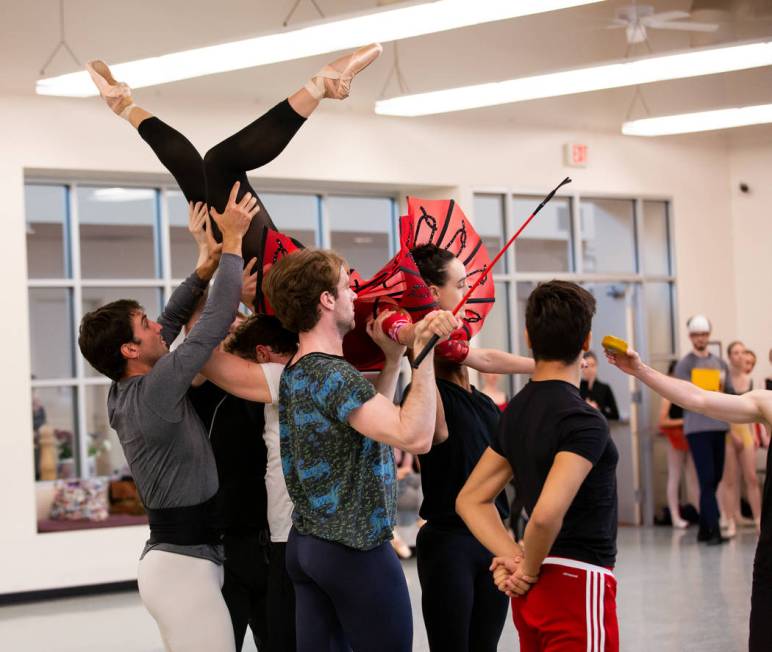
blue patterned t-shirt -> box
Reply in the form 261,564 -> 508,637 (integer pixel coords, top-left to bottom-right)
279,352 -> 397,550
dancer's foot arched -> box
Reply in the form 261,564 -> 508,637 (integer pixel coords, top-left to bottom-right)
86,60 -> 152,128
304,42 -> 383,101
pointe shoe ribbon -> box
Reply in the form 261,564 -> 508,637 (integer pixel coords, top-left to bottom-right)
305,42 -> 383,100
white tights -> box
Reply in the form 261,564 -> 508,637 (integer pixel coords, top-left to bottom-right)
137,549 -> 235,652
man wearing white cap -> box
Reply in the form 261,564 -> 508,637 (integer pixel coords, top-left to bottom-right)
674,315 -> 735,545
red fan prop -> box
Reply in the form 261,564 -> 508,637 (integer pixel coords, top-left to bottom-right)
255,227 -> 437,371
255,195 -> 500,372
400,196 -> 495,339
411,177 -> 572,368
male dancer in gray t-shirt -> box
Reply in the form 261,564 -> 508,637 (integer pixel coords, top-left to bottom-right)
674,314 -> 735,545
79,183 -> 269,652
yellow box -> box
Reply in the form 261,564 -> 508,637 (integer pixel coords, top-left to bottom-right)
691,368 -> 721,392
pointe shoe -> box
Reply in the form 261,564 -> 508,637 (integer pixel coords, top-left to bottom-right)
672,517 -> 689,529
722,519 -> 737,538
305,42 -> 383,101
86,60 -> 135,119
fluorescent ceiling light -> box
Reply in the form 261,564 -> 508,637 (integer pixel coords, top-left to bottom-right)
375,39 -> 772,116
623,103 -> 772,136
91,188 -> 156,202
36,0 -> 602,97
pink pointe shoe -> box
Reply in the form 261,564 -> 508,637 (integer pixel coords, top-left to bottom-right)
85,60 -> 135,119
305,42 -> 383,101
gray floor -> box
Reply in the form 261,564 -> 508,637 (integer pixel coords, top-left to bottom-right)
0,527 -> 757,651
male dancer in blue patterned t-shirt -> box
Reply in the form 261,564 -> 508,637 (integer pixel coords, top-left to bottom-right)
264,248 -> 458,652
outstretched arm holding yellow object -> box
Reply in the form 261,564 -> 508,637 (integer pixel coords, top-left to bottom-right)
605,344 -> 771,428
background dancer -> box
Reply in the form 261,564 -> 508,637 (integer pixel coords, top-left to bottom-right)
659,361 -> 700,529
719,340 -> 762,536
404,243 -> 533,652
77,185 -> 260,652
675,315 -> 735,544
605,345 -> 772,652
85,43 -> 382,286
224,314 -> 300,652
457,281 -> 620,652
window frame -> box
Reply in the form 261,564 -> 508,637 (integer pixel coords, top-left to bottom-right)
26,175 -> 400,479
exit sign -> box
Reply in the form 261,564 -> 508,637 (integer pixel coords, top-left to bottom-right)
564,143 -> 588,167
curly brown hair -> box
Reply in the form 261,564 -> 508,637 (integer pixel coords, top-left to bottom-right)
264,249 -> 347,333
225,314 -> 298,360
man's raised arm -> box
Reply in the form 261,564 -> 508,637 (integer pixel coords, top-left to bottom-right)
348,310 -> 458,454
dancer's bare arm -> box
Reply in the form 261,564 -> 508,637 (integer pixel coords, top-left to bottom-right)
367,311 -> 407,400
348,311 -> 458,454
607,347 -> 771,425
188,201 -> 212,268
503,452 -> 592,595
465,349 -> 535,375
200,350 -> 273,404
456,448 -> 520,559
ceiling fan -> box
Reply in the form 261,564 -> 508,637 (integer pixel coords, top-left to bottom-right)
608,3 -> 720,43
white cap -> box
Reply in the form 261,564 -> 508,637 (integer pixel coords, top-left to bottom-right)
687,314 -> 711,334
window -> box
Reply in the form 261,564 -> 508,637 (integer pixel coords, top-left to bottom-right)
328,196 -> 394,279
26,180 -> 397,491
580,198 -> 637,274
512,195 -> 573,272
473,195 -> 507,274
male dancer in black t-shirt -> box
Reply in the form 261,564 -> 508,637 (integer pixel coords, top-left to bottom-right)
457,280 -> 619,652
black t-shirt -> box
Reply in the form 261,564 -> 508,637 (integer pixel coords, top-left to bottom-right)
418,378 -> 509,530
579,379 -> 620,421
188,381 -> 268,535
492,380 -> 618,568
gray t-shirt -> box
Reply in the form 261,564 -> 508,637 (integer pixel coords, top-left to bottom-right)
107,254 -> 242,563
674,352 -> 735,435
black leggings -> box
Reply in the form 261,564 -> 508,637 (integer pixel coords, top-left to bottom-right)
285,528 -> 413,652
267,541 -> 296,652
137,99 -> 306,263
750,543 -> 772,651
220,532 -> 270,651
416,523 -> 509,652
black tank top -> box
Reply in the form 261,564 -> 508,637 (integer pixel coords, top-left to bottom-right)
418,378 -> 509,530
668,403 -> 683,420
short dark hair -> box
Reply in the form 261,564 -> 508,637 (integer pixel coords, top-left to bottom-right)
225,314 -> 298,361
410,244 -> 455,287
525,281 -> 596,364
78,300 -> 141,381
264,249 -> 346,333
583,350 -> 597,361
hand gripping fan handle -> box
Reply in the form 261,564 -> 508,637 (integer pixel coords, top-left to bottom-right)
411,333 -> 440,369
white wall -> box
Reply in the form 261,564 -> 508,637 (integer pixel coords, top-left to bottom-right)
729,134 -> 772,388
0,92 -> 747,593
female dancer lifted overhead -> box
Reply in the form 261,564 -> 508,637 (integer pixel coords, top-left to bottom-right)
86,43 -> 383,279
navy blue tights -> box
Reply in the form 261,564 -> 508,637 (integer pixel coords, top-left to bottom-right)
286,528 -> 413,652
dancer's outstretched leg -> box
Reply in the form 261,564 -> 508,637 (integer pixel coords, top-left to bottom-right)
203,43 -> 383,260
87,60 -> 207,205
86,43 -> 383,275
